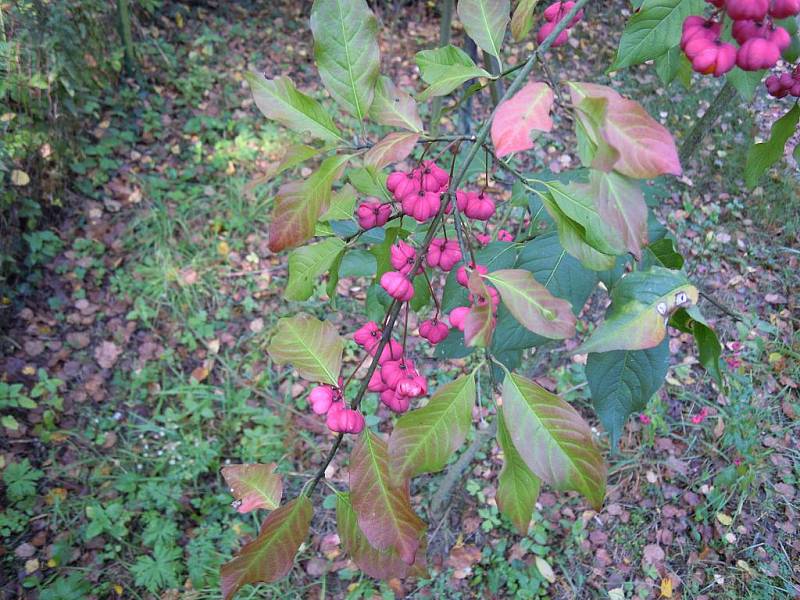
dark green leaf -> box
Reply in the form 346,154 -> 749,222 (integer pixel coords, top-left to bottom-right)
744,104 -> 800,188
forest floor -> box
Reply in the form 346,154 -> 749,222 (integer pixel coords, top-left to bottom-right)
1,1 -> 799,599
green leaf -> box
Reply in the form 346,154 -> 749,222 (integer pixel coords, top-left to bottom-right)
268,154 -> 351,252
484,269 -> 577,339
416,45 -> 492,100
339,249 -> 377,278
576,266 -> 699,354
610,0 -> 704,70
369,75 -> 423,132
310,0 -> 381,121
727,68 -> 766,101
496,408 -> 541,534
285,238 -> 347,301
670,306 -> 723,387
410,273 -> 431,312
388,373 -> 476,483
371,226 -> 401,278
744,104 -> 800,188
585,339 -> 670,448
320,184 -> 357,222
350,430 -> 426,565
587,170 -> 648,259
364,132 -> 420,170
510,0 -> 540,41
221,463 -> 283,513
220,497 -> 312,600
502,372 -> 606,510
640,237 -> 684,270
457,0 -> 510,59
246,73 -> 343,142
267,314 -> 344,385
336,493 -> 427,579
654,45 -> 692,87
349,166 -> 391,201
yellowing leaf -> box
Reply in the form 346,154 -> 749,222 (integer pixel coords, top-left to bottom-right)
267,313 -> 344,385
716,512 -> 733,526
660,577 -> 673,598
11,170 -> 30,186
535,556 -> 556,583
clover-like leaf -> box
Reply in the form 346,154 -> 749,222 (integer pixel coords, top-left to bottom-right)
389,373 -> 476,483
221,463 -> 283,514
267,314 -> 344,385
491,81 -> 554,157
496,408 -> 541,534
220,497 -> 312,600
502,372 -> 606,510
576,266 -> 698,354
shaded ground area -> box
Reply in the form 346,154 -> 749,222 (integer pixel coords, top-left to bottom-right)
1,1 -> 798,598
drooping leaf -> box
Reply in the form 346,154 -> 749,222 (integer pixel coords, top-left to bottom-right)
369,75 -> 423,132
371,226 -> 401,278
336,493 -> 427,579
496,408 -> 541,534
339,248 -> 377,278
576,266 -> 698,354
491,81 -> 554,157
585,339 -> 670,448
457,0 -> 510,58
416,45 -> 492,100
410,273 -> 431,312
247,145 -> 323,192
285,238 -> 347,301
365,132 -> 420,170
220,497 -> 312,600
464,271 -> 497,348
350,430 -> 426,565
388,373 -> 476,483
587,170 -> 648,259
670,306 -> 723,387
727,67 -> 765,101
511,0 -> 540,41
744,103 -> 800,188
568,82 -> 682,179
349,166 -> 392,202
654,45 -> 692,87
221,464 -> 283,514
246,74 -> 343,142
441,241 -> 518,313
610,0 -> 704,71
484,269 -> 576,339
502,372 -> 606,510
515,231 -> 598,313
310,0 -> 380,121
319,184 -> 357,222
268,154 -> 351,252
640,237 -> 684,270
267,314 -> 344,385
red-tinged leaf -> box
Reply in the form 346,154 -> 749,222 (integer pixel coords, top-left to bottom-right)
483,269 -> 576,339
220,497 -> 312,600
464,271 -> 496,348
502,372 -> 607,510
268,154 -> 351,252
364,132 -> 420,170
568,82 -> 682,179
496,408 -> 541,534
369,75 -> 423,132
588,170 -> 648,260
388,373 -> 476,483
336,492 -> 428,579
491,81 -> 554,157
222,463 -> 283,513
267,313 -> 344,385
510,0 -> 540,41
350,430 -> 426,565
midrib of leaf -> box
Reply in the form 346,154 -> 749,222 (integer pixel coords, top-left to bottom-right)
487,274 -> 550,316
276,88 -> 344,141
479,0 -> 500,58
243,475 -> 279,509
364,432 -> 405,534
542,249 -> 565,289
335,0 -> 364,122
285,321 -> 337,384
619,1 -> 684,67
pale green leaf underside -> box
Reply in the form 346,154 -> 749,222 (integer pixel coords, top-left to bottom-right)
285,238 -> 346,301
267,313 -> 344,385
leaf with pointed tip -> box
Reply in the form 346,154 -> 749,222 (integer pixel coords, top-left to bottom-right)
221,463 -> 283,514
365,132 -> 421,170
502,372 -> 606,510
585,339 -> 670,448
320,184 -> 357,222
464,271 -> 496,347
491,81 -> 554,157
267,314 -> 344,385
577,266 -> 698,354
369,76 -> 423,132
220,497 -> 312,600
246,74 -> 343,142
568,82 -> 682,179
744,103 -> 800,188
310,0 -> 380,121
350,430 -> 426,565
496,408 -> 541,533
511,0 -> 540,41
389,373 -> 476,483
588,170 -> 648,259
416,45 -> 492,100
336,493 -> 428,579
670,306 -> 723,387
268,154 -> 351,252
458,0 -> 510,58
285,238 -> 346,301
484,269 -> 576,339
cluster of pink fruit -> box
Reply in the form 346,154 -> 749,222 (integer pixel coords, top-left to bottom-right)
681,0 -> 799,77
537,1 -> 584,47
765,64 -> 800,96
308,381 -> 366,434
